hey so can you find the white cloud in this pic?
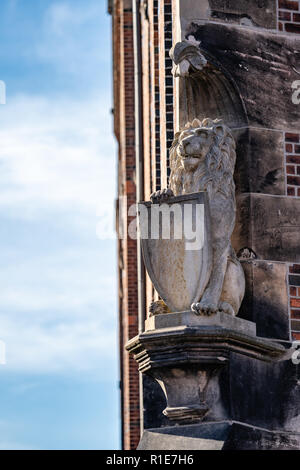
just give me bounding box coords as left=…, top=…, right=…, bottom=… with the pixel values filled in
left=0, top=0, right=118, bottom=380
left=0, top=313, right=117, bottom=376
left=0, top=246, right=118, bottom=375
left=0, top=93, right=116, bottom=219
left=0, top=250, right=116, bottom=314
left=0, top=93, right=118, bottom=375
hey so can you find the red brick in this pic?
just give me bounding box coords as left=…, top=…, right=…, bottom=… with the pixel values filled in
left=286, top=165, right=295, bottom=174
left=287, top=175, right=300, bottom=185
left=292, top=332, right=300, bottom=340
left=293, top=13, right=300, bottom=22
left=286, top=133, right=299, bottom=143
left=291, top=310, right=300, bottom=319
left=290, top=298, right=300, bottom=308
left=287, top=155, right=300, bottom=164
left=290, top=265, right=300, bottom=274
left=285, top=23, right=300, bottom=33
left=278, top=0, right=299, bottom=10
left=290, top=286, right=297, bottom=296
left=279, top=11, right=292, bottom=21
left=287, top=186, right=295, bottom=196
left=126, top=180, right=136, bottom=194
left=286, top=143, right=293, bottom=152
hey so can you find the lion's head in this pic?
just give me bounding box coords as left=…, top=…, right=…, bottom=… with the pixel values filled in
left=169, top=118, right=236, bottom=199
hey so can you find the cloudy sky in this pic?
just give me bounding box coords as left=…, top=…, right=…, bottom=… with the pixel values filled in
left=0, top=0, right=119, bottom=449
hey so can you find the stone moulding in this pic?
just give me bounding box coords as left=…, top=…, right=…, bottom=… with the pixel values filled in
left=126, top=320, right=285, bottom=426
left=126, top=325, right=285, bottom=374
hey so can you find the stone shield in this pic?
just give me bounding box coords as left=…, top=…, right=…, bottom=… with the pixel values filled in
left=139, top=192, right=212, bottom=312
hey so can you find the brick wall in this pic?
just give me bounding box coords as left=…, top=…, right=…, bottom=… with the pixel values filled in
left=148, top=0, right=161, bottom=194
left=164, top=0, right=174, bottom=181
left=278, top=0, right=300, bottom=33
left=113, top=0, right=140, bottom=450
left=277, top=3, right=300, bottom=340
left=158, top=0, right=174, bottom=187
left=285, top=132, right=300, bottom=196
left=288, top=265, right=300, bottom=340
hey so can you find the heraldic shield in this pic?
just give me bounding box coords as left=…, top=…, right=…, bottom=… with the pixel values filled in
left=138, top=192, right=212, bottom=313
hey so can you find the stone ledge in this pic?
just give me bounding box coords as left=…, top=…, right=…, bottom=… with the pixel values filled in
left=145, top=310, right=256, bottom=336
left=138, top=421, right=300, bottom=450
left=126, top=324, right=286, bottom=373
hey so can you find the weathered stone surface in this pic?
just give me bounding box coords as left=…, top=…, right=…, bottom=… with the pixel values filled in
left=145, top=310, right=256, bottom=336
left=138, top=422, right=229, bottom=450
left=208, top=0, right=277, bottom=29
left=233, top=128, right=285, bottom=195
left=142, top=375, right=168, bottom=430
left=180, top=0, right=211, bottom=35
left=186, top=23, right=300, bottom=131
left=178, top=67, right=248, bottom=129
left=142, top=351, right=300, bottom=437
left=228, top=353, right=300, bottom=432
left=238, top=261, right=290, bottom=340
left=233, top=194, right=300, bottom=263
left=179, top=0, right=277, bottom=35
left=138, top=421, right=300, bottom=450
left=127, top=324, right=285, bottom=432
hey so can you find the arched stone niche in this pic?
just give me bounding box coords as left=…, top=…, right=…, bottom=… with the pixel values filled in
left=178, top=51, right=248, bottom=130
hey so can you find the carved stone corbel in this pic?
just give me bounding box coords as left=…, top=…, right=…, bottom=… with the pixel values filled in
left=169, top=38, right=207, bottom=78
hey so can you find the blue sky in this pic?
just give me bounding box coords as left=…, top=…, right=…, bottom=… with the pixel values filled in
left=0, top=0, right=119, bottom=449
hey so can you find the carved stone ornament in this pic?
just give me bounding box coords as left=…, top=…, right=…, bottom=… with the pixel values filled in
left=148, top=118, right=245, bottom=317
left=169, top=38, right=207, bottom=78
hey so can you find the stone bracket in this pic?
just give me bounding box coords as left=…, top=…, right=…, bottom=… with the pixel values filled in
left=126, top=314, right=285, bottom=425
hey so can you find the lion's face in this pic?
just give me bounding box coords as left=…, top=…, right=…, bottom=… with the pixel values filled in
left=176, top=126, right=213, bottom=171
left=169, top=118, right=236, bottom=197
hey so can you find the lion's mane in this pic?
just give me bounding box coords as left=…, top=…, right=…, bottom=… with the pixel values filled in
left=169, top=118, right=236, bottom=199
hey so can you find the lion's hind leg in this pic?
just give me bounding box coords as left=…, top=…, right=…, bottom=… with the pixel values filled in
left=218, top=301, right=235, bottom=316
left=219, top=255, right=245, bottom=316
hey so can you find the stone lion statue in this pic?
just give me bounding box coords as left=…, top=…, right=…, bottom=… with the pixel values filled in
left=150, top=118, right=245, bottom=317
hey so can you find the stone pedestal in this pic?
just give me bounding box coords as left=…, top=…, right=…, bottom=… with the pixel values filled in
left=126, top=311, right=289, bottom=450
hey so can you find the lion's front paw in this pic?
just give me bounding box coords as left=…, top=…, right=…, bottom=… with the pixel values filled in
left=191, top=300, right=218, bottom=316
left=150, top=188, right=174, bottom=204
